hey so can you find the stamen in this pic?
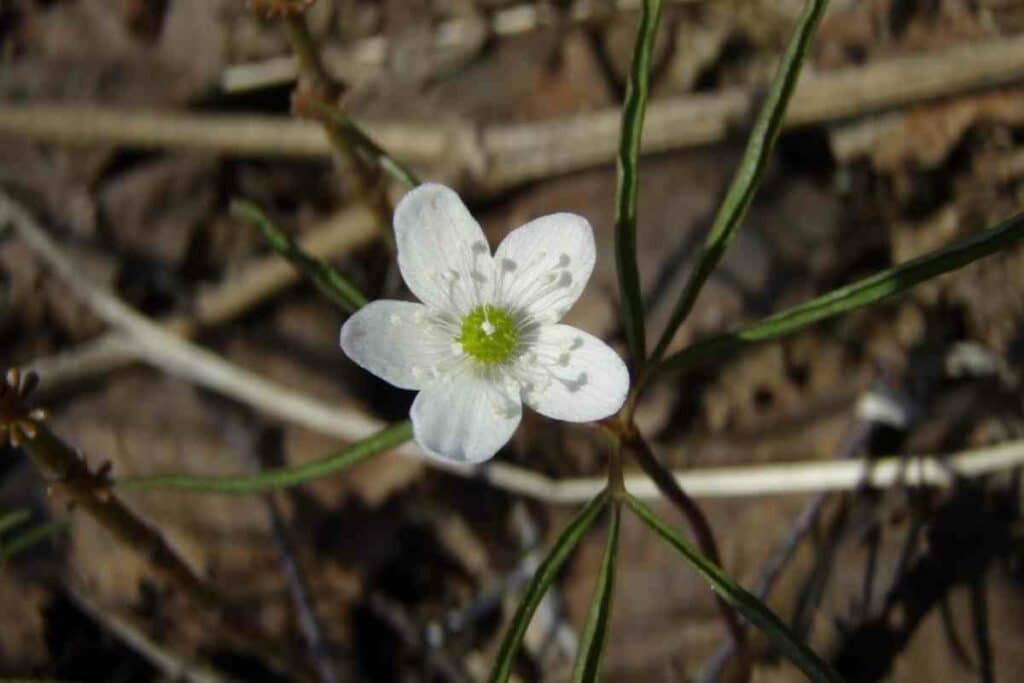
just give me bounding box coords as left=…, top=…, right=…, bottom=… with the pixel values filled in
left=496, top=249, right=576, bottom=322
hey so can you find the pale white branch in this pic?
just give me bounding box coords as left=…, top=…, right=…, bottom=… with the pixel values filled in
left=25, top=204, right=378, bottom=395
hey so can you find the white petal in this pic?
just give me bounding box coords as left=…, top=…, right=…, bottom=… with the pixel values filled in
left=411, top=372, right=522, bottom=464
left=521, top=324, right=629, bottom=423
left=340, top=300, right=439, bottom=390
left=394, top=183, right=494, bottom=313
left=494, top=213, right=595, bottom=322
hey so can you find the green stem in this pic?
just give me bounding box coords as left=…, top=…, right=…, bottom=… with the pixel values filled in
left=650, top=209, right=1024, bottom=383
left=572, top=502, right=621, bottom=682
left=307, top=100, right=421, bottom=189
left=231, top=199, right=369, bottom=313
left=626, top=494, right=842, bottom=682
left=614, top=0, right=663, bottom=374
left=118, top=422, right=412, bottom=495
left=489, top=491, right=609, bottom=682
left=282, top=15, right=338, bottom=98
left=647, top=0, right=829, bottom=370
left=607, top=434, right=626, bottom=498
left=619, top=425, right=748, bottom=666
left=282, top=11, right=416, bottom=214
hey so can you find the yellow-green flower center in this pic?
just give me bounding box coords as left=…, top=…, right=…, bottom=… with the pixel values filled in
left=457, top=305, right=518, bottom=365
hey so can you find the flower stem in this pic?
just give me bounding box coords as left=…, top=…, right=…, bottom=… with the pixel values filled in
left=230, top=199, right=369, bottom=313
left=280, top=9, right=398, bottom=245
left=617, top=423, right=749, bottom=671
left=614, top=0, right=663, bottom=375
left=606, top=434, right=626, bottom=499
left=281, top=12, right=420, bottom=191
left=281, top=14, right=339, bottom=101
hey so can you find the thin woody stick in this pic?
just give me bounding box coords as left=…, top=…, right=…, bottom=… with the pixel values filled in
left=2, top=191, right=406, bottom=446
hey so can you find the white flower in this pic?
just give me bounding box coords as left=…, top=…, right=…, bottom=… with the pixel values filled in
left=340, top=184, right=630, bottom=464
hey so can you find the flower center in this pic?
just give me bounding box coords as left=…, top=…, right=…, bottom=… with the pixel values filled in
left=457, top=305, right=518, bottom=365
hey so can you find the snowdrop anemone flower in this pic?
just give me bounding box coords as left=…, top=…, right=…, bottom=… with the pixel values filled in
left=340, top=184, right=630, bottom=464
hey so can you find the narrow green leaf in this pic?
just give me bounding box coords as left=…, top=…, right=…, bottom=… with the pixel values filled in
left=308, top=100, right=421, bottom=189
left=0, top=509, right=31, bottom=536
left=652, top=210, right=1024, bottom=380
left=230, top=199, right=369, bottom=313
left=614, top=0, right=664, bottom=371
left=0, top=518, right=69, bottom=562
left=490, top=491, right=609, bottom=683
left=625, top=494, right=842, bottom=683
left=649, top=0, right=829, bottom=367
left=117, top=422, right=412, bottom=495
left=572, top=502, right=621, bottom=683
